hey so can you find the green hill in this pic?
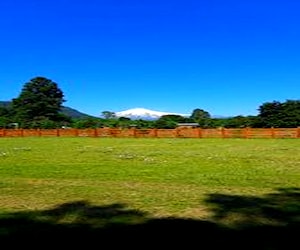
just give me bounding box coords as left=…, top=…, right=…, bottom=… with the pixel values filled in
left=60, top=106, right=96, bottom=119
left=0, top=101, right=11, bottom=108
left=0, top=101, right=95, bottom=119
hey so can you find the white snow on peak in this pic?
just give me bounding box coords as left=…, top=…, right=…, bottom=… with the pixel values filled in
left=115, top=108, right=189, bottom=119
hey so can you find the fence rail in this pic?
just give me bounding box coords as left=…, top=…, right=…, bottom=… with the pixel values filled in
left=0, top=127, right=300, bottom=139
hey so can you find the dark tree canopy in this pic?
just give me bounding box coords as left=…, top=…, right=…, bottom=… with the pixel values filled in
left=190, top=108, right=211, bottom=127
left=155, top=114, right=189, bottom=129
left=0, top=106, right=13, bottom=128
left=190, top=108, right=211, bottom=120
left=258, top=100, right=300, bottom=127
left=12, top=77, right=66, bottom=128
left=101, top=111, right=116, bottom=120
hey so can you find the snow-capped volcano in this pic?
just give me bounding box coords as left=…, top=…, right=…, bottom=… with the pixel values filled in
left=115, top=108, right=189, bottom=120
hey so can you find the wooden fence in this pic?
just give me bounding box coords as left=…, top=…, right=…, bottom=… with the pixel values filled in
left=0, top=127, right=300, bottom=139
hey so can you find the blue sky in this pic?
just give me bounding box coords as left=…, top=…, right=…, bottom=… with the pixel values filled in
left=1, top=0, right=300, bottom=117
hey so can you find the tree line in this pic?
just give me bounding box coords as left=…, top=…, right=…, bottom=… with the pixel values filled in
left=1, top=76, right=299, bottom=129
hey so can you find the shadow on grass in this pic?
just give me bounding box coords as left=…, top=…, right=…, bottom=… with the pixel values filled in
left=0, top=188, right=299, bottom=249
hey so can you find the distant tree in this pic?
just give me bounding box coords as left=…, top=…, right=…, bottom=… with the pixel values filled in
left=154, top=119, right=177, bottom=129
left=257, top=101, right=281, bottom=127
left=117, top=117, right=131, bottom=128
left=280, top=100, right=300, bottom=127
left=12, top=76, right=66, bottom=128
left=161, top=115, right=187, bottom=123
left=105, top=119, right=119, bottom=128
left=0, top=106, right=9, bottom=117
left=0, top=106, right=13, bottom=128
left=132, top=119, right=155, bottom=129
left=154, top=115, right=187, bottom=129
left=72, top=117, right=103, bottom=129
left=190, top=108, right=211, bottom=120
left=118, top=117, right=131, bottom=122
left=258, top=100, right=300, bottom=127
left=190, top=108, right=211, bottom=127
left=101, top=111, right=116, bottom=120
left=222, top=115, right=258, bottom=128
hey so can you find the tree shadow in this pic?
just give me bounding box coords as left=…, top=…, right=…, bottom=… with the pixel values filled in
left=0, top=188, right=299, bottom=249
left=205, top=187, right=300, bottom=227
left=204, top=187, right=300, bottom=249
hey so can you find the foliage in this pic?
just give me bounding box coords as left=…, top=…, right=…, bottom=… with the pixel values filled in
left=154, top=114, right=190, bottom=128
left=130, top=119, right=155, bottom=129
left=71, top=117, right=105, bottom=128
left=258, top=100, right=300, bottom=127
left=190, top=108, right=211, bottom=120
left=190, top=108, right=211, bottom=127
left=219, top=115, right=259, bottom=128
left=0, top=106, right=13, bottom=128
left=11, top=77, right=67, bottom=128
left=101, top=111, right=116, bottom=119
left=116, top=117, right=132, bottom=128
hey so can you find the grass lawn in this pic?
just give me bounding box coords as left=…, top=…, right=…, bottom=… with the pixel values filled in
left=0, top=137, right=299, bottom=248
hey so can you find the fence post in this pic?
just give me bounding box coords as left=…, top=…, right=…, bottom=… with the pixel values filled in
left=271, top=127, right=275, bottom=138
left=153, top=128, right=158, bottom=138
left=56, top=129, right=60, bottom=137
left=93, top=128, right=98, bottom=137
left=175, top=128, right=180, bottom=138
left=132, top=127, right=137, bottom=138
left=297, top=127, right=300, bottom=138
left=197, top=128, right=202, bottom=138
left=221, top=127, right=226, bottom=138
left=243, top=127, right=249, bottom=139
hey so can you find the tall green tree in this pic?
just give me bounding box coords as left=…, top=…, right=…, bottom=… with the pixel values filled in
left=258, top=100, right=300, bottom=127
left=12, top=76, right=66, bottom=128
left=101, top=111, right=116, bottom=119
left=190, top=108, right=211, bottom=127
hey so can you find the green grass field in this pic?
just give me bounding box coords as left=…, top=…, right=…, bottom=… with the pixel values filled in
left=0, top=137, right=299, bottom=248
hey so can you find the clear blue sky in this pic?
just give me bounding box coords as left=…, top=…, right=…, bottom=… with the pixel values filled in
left=1, top=0, right=299, bottom=117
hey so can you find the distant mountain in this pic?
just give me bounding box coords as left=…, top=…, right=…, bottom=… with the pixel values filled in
left=60, top=106, right=96, bottom=119
left=0, top=101, right=95, bottom=119
left=115, top=107, right=190, bottom=120
left=0, top=101, right=11, bottom=108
